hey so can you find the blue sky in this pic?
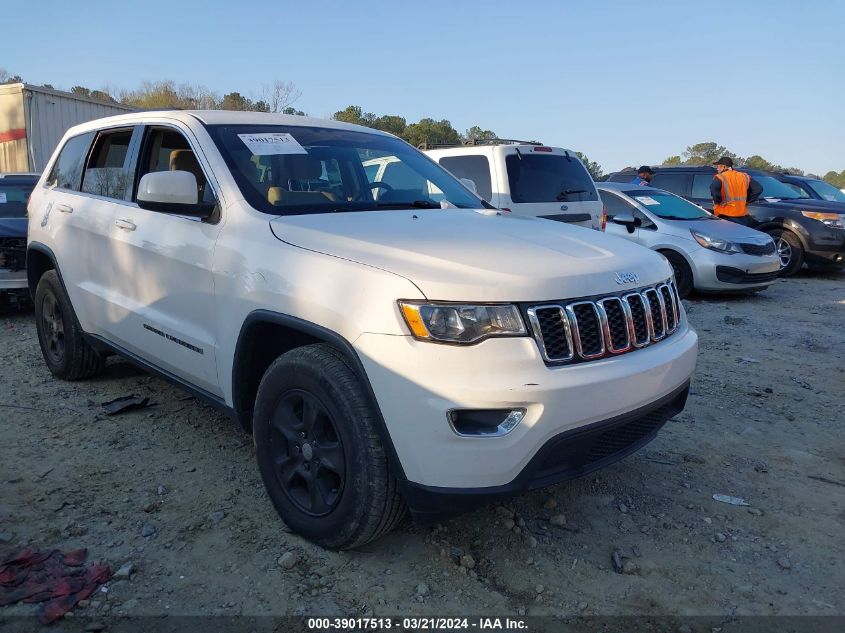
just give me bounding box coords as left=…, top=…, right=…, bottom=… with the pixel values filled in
left=4, top=0, right=843, bottom=175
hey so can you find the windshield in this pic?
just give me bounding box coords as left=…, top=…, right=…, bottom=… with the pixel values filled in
left=806, top=179, right=845, bottom=203
left=755, top=175, right=802, bottom=199
left=206, top=125, right=486, bottom=215
left=504, top=154, right=598, bottom=203
left=0, top=181, right=35, bottom=219
left=625, top=190, right=710, bottom=220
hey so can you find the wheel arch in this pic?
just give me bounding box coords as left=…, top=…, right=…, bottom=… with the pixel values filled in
left=656, top=247, right=697, bottom=285
left=231, top=310, right=407, bottom=480
left=755, top=220, right=809, bottom=250
left=26, top=241, right=61, bottom=299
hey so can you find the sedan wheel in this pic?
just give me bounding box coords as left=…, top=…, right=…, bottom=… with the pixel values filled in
left=775, top=237, right=792, bottom=270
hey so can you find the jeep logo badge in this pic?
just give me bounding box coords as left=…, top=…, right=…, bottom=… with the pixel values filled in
left=614, top=272, right=639, bottom=285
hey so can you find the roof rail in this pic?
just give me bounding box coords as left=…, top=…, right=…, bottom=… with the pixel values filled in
left=417, top=138, right=543, bottom=150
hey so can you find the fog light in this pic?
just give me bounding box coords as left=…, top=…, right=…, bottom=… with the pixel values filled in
left=448, top=408, right=526, bottom=437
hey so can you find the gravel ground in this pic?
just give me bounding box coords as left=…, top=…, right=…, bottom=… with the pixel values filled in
left=1, top=270, right=843, bottom=624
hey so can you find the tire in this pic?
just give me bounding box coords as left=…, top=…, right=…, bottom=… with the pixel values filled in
left=34, top=270, right=105, bottom=380
left=253, top=343, right=406, bottom=549
left=662, top=250, right=694, bottom=298
left=769, top=229, right=804, bottom=277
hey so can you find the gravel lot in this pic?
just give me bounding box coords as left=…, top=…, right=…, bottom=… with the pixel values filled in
left=1, top=270, right=843, bottom=624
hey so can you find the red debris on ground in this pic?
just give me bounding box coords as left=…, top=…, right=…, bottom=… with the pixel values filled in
left=0, top=547, right=111, bottom=624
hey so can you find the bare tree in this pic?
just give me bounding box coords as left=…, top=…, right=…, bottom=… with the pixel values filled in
left=259, top=80, right=302, bottom=113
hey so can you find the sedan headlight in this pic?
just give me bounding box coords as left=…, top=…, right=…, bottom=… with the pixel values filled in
left=399, top=302, right=526, bottom=344
left=690, top=229, right=742, bottom=254
left=801, top=211, right=845, bottom=229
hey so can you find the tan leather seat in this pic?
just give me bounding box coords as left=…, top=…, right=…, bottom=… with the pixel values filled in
left=169, top=150, right=206, bottom=200
left=268, top=187, right=335, bottom=205
left=267, top=155, right=335, bottom=205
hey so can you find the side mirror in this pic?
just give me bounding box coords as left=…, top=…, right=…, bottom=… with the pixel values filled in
left=459, top=177, right=478, bottom=194
left=612, top=212, right=640, bottom=233
left=137, top=171, right=213, bottom=218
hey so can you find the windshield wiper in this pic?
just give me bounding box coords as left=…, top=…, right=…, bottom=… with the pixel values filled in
left=556, top=189, right=588, bottom=200
left=375, top=200, right=440, bottom=209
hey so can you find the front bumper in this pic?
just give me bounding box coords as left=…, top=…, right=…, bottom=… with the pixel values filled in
left=403, top=381, right=689, bottom=520
left=0, top=269, right=28, bottom=291
left=354, top=322, right=697, bottom=490
left=798, top=222, right=845, bottom=267
left=688, top=249, right=780, bottom=291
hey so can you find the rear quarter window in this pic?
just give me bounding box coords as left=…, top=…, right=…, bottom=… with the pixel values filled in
left=46, top=132, right=96, bottom=191
left=438, top=155, right=493, bottom=202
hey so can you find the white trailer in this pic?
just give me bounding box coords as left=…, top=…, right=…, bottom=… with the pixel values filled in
left=0, top=83, right=135, bottom=174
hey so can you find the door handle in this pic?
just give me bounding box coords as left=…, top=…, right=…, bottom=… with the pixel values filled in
left=115, top=219, right=136, bottom=231
left=56, top=204, right=73, bottom=213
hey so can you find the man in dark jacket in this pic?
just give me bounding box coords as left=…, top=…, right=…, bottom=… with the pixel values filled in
left=709, top=157, right=763, bottom=226
left=629, top=165, right=654, bottom=186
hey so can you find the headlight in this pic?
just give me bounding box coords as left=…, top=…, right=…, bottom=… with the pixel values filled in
left=399, top=302, right=526, bottom=344
left=690, top=229, right=741, bottom=253
left=801, top=211, right=845, bottom=229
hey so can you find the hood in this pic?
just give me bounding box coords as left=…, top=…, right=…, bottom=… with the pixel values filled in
left=269, top=210, right=671, bottom=302
left=753, top=197, right=845, bottom=213
left=0, top=218, right=27, bottom=238
left=680, top=217, right=773, bottom=242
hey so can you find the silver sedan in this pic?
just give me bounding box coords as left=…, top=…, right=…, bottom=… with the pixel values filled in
left=597, top=182, right=780, bottom=297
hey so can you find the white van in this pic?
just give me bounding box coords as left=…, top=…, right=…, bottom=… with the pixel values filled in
left=424, top=141, right=605, bottom=230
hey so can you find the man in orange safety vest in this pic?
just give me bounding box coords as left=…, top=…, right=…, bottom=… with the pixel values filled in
left=709, top=156, right=762, bottom=227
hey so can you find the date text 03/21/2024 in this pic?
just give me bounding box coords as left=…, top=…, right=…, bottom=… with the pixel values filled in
left=306, top=617, right=528, bottom=630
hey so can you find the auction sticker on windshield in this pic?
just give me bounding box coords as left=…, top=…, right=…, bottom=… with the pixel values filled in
left=634, top=196, right=659, bottom=206
left=238, top=133, right=308, bottom=156
left=0, top=193, right=7, bottom=204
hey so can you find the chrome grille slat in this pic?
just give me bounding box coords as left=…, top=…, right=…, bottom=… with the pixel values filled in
left=597, top=297, right=631, bottom=353
left=566, top=302, right=605, bottom=359
left=527, top=305, right=574, bottom=362
left=529, top=279, right=681, bottom=364
left=643, top=288, right=666, bottom=341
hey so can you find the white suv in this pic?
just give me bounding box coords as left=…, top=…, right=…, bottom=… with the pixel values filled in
left=424, top=141, right=605, bottom=230
left=27, top=111, right=697, bottom=549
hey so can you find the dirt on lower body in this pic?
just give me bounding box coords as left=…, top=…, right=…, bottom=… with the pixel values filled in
left=1, top=271, right=843, bottom=622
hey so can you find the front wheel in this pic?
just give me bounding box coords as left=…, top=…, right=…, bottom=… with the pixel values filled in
left=253, top=344, right=406, bottom=549
left=662, top=250, right=694, bottom=298
left=769, top=229, right=804, bottom=277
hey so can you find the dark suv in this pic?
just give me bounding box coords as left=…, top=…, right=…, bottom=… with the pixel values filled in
left=608, top=167, right=845, bottom=276
left=774, top=174, right=845, bottom=204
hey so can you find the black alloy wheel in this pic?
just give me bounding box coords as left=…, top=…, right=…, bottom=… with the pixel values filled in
left=40, top=291, right=66, bottom=365
left=269, top=389, right=345, bottom=516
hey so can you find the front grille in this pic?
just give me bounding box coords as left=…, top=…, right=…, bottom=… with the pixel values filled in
left=715, top=266, right=780, bottom=284
left=0, top=237, right=27, bottom=272
left=527, top=279, right=681, bottom=365
left=739, top=242, right=776, bottom=256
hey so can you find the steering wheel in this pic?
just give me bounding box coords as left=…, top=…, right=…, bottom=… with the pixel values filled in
left=368, top=181, right=393, bottom=191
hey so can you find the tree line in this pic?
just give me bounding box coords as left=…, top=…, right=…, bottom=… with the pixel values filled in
left=0, top=68, right=304, bottom=115
left=2, top=68, right=842, bottom=188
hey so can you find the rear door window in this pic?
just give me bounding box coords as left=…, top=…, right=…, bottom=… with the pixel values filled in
left=504, top=154, right=597, bottom=203
left=81, top=128, right=138, bottom=201
left=650, top=173, right=690, bottom=196
left=46, top=132, right=96, bottom=191
left=691, top=174, right=715, bottom=199
left=438, top=155, right=492, bottom=202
